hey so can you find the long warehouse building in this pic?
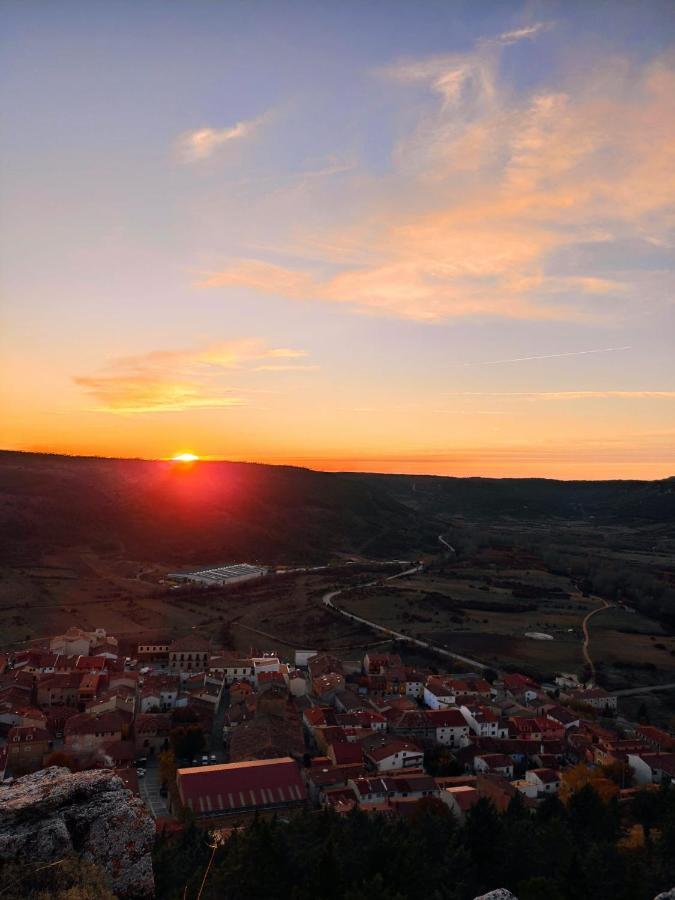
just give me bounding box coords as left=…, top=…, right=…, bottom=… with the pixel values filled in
left=168, top=563, right=268, bottom=587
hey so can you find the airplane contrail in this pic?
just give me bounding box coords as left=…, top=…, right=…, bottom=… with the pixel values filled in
left=467, top=346, right=631, bottom=366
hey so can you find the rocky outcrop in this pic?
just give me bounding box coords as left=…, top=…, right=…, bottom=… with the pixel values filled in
left=473, top=892, right=518, bottom=900
left=0, top=766, right=154, bottom=898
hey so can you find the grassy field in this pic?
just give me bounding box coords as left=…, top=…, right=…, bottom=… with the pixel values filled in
left=3, top=542, right=673, bottom=690
left=0, top=555, right=384, bottom=659
left=1, top=465, right=672, bottom=692
left=339, top=562, right=675, bottom=685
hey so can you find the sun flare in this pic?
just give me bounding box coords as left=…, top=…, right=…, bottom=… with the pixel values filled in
left=171, top=452, right=199, bottom=462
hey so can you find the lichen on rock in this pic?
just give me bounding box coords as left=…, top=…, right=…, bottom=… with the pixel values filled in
left=0, top=766, right=154, bottom=898
left=473, top=891, right=519, bottom=900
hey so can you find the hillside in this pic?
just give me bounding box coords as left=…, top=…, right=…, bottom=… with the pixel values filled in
left=351, top=472, right=675, bottom=524
left=0, top=451, right=418, bottom=566
left=0, top=451, right=673, bottom=567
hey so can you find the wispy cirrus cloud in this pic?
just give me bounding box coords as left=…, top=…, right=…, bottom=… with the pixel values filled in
left=175, top=114, right=267, bottom=162
left=451, top=390, right=675, bottom=400
left=487, top=22, right=555, bottom=46
left=198, top=28, right=675, bottom=323
left=74, top=339, right=313, bottom=413
left=462, top=346, right=632, bottom=366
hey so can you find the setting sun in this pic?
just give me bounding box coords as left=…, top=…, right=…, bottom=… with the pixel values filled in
left=171, top=452, right=199, bottom=463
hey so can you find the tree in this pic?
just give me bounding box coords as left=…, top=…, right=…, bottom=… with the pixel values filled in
left=518, top=875, right=565, bottom=900
left=602, top=758, right=632, bottom=788
left=344, top=873, right=405, bottom=900
left=462, top=797, right=504, bottom=876
left=568, top=784, right=619, bottom=843
left=170, top=724, right=205, bottom=760
left=560, top=763, right=618, bottom=805
left=159, top=749, right=177, bottom=786
left=631, top=789, right=661, bottom=848
left=220, top=621, right=234, bottom=647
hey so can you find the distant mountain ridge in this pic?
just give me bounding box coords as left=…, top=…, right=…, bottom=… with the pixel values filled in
left=0, top=451, right=673, bottom=566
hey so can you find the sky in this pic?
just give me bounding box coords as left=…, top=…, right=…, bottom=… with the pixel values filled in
left=1, top=0, right=674, bottom=479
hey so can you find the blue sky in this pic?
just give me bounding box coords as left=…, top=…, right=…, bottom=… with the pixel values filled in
left=1, top=1, right=674, bottom=477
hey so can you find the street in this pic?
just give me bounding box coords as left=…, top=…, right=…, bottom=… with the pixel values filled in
left=138, top=757, right=170, bottom=819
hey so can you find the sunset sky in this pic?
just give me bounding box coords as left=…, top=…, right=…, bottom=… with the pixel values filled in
left=1, top=0, right=674, bottom=478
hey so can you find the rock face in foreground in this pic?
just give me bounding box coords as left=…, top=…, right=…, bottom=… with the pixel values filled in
left=474, top=892, right=518, bottom=900
left=0, top=766, right=154, bottom=898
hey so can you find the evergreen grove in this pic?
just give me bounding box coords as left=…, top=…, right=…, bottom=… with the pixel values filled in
left=153, top=783, right=675, bottom=900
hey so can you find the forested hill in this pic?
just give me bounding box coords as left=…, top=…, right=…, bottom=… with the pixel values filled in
left=0, top=451, right=673, bottom=567
left=0, top=451, right=416, bottom=565
left=351, top=472, right=675, bottom=523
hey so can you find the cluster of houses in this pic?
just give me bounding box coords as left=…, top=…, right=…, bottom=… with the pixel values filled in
left=0, top=629, right=223, bottom=779
left=173, top=648, right=672, bottom=823
left=1, top=627, right=674, bottom=828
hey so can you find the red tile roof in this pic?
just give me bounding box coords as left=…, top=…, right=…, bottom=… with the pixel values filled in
left=426, top=709, right=468, bottom=728
left=530, top=767, right=560, bottom=783
left=65, top=711, right=126, bottom=736
left=362, top=736, right=423, bottom=763
left=330, top=742, right=364, bottom=766
left=445, top=785, right=480, bottom=811
left=8, top=725, right=49, bottom=743
left=177, top=757, right=307, bottom=815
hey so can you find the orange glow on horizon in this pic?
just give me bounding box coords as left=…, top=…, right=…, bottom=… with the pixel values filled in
left=171, top=452, right=199, bottom=463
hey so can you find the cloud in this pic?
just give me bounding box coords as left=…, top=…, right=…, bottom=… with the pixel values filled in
left=73, top=375, right=244, bottom=414
left=489, top=22, right=555, bottom=46
left=74, top=339, right=312, bottom=413
left=198, top=34, right=675, bottom=323
left=252, top=364, right=320, bottom=372
left=452, top=391, right=675, bottom=400
left=176, top=115, right=266, bottom=162
left=463, top=346, right=632, bottom=366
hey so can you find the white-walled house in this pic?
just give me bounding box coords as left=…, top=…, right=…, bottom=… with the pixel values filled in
left=424, top=678, right=456, bottom=710
left=50, top=628, right=91, bottom=657
left=252, top=656, right=282, bottom=685
left=460, top=705, right=508, bottom=739
left=628, top=752, right=675, bottom=785
left=209, top=655, right=254, bottom=685
left=474, top=753, right=514, bottom=779
left=289, top=670, right=308, bottom=697
left=515, top=768, right=561, bottom=799
left=441, top=785, right=480, bottom=823
left=404, top=671, right=425, bottom=698
left=363, top=737, right=424, bottom=772
left=426, top=709, right=471, bottom=748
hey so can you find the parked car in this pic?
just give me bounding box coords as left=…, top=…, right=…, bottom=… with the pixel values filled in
left=201, top=755, right=209, bottom=765
left=136, top=768, right=146, bottom=777
left=209, top=754, right=217, bottom=762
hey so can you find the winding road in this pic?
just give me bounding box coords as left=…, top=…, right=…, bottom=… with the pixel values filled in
left=322, top=562, right=490, bottom=672
left=438, top=535, right=456, bottom=554
left=610, top=682, right=675, bottom=697
left=581, top=595, right=612, bottom=682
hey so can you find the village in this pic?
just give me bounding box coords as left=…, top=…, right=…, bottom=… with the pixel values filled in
left=1, top=624, right=674, bottom=831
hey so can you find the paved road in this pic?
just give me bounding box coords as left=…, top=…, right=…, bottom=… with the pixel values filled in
left=138, top=758, right=171, bottom=819
left=322, top=565, right=490, bottom=672
left=210, top=686, right=229, bottom=758
left=581, top=595, right=612, bottom=681
left=438, top=535, right=456, bottom=553
left=610, top=682, right=675, bottom=697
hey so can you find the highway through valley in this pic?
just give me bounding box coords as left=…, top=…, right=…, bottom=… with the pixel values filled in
left=322, top=560, right=490, bottom=673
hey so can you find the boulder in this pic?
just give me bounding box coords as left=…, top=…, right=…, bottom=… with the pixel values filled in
left=474, top=892, right=518, bottom=900
left=0, top=766, right=154, bottom=898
